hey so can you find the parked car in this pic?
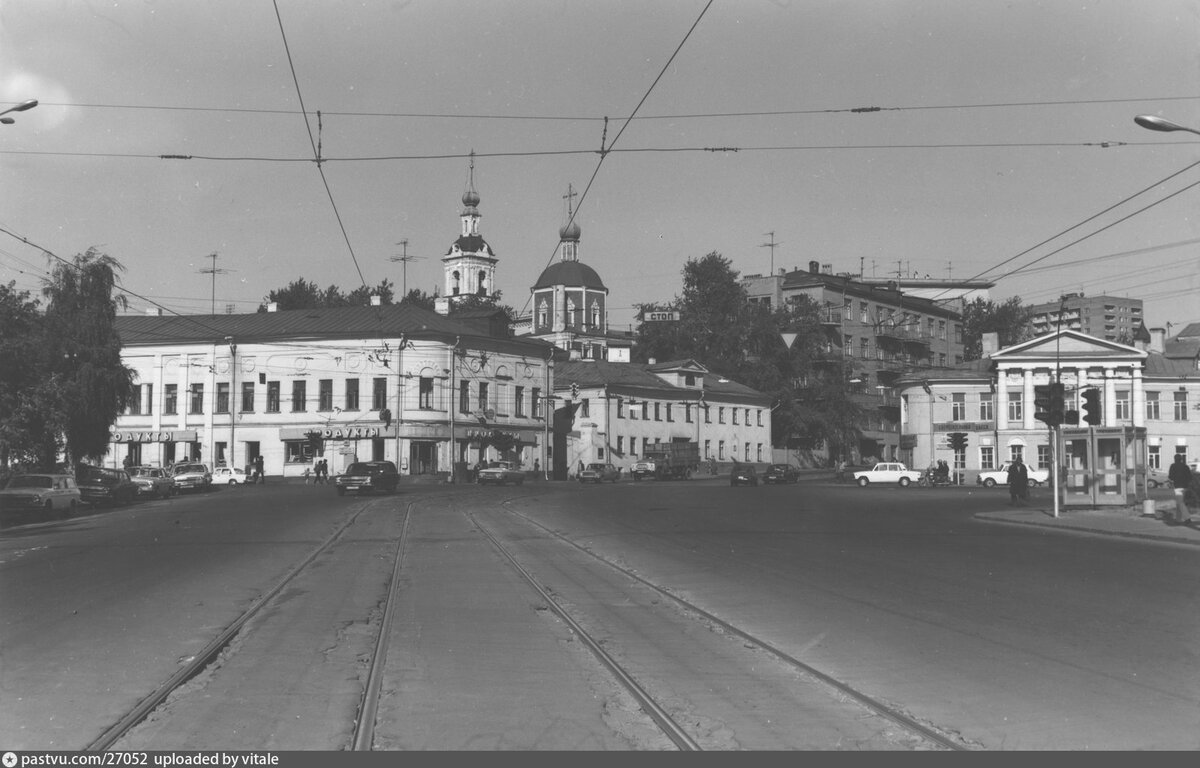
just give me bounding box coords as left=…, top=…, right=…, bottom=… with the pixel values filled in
left=335, top=461, right=399, bottom=496
left=212, top=466, right=248, bottom=485
left=730, top=464, right=759, bottom=486
left=0, top=473, right=81, bottom=514
left=171, top=462, right=212, bottom=493
left=853, top=462, right=922, bottom=487
left=762, top=463, right=801, bottom=484
left=128, top=466, right=175, bottom=498
left=76, top=466, right=138, bottom=506
left=976, top=462, right=1050, bottom=488
left=1147, top=466, right=1170, bottom=489
left=578, top=463, right=620, bottom=483
left=476, top=461, right=525, bottom=486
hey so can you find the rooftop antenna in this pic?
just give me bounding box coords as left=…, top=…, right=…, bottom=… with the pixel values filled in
left=760, top=231, right=782, bottom=274
left=198, top=253, right=233, bottom=316
left=390, top=239, right=424, bottom=298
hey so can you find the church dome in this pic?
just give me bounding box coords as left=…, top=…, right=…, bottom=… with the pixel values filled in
left=533, top=261, right=606, bottom=290
left=559, top=218, right=581, bottom=241
left=462, top=188, right=480, bottom=208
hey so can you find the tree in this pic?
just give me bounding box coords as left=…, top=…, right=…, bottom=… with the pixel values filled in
left=0, top=282, right=49, bottom=467
left=40, top=248, right=136, bottom=466
left=961, top=296, right=1034, bottom=361
left=258, top=278, right=396, bottom=311
left=400, top=288, right=436, bottom=311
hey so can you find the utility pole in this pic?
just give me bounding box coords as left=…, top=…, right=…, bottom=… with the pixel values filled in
left=759, top=232, right=781, bottom=275
left=198, top=253, right=232, bottom=316
left=390, top=239, right=424, bottom=298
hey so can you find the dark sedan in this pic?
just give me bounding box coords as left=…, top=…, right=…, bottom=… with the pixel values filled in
left=76, top=466, right=138, bottom=506
left=762, top=463, right=801, bottom=484
left=335, top=461, right=399, bottom=496
left=730, top=464, right=759, bottom=487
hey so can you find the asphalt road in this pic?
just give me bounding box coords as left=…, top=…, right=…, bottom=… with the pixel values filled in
left=1, top=478, right=1196, bottom=750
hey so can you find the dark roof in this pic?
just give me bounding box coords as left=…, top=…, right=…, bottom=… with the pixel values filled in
left=781, top=270, right=962, bottom=319
left=115, top=302, right=557, bottom=358
left=555, top=359, right=769, bottom=403
left=447, top=235, right=495, bottom=258
left=532, top=261, right=606, bottom=290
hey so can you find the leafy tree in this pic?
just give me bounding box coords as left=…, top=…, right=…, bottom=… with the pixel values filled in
left=40, top=248, right=136, bottom=466
left=0, top=282, right=49, bottom=467
left=400, top=288, right=436, bottom=310
left=961, top=296, right=1034, bottom=361
left=258, top=278, right=396, bottom=311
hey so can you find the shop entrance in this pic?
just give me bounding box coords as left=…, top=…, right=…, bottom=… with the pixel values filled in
left=410, top=441, right=438, bottom=475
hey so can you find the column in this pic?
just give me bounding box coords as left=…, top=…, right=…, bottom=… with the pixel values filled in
left=1103, top=367, right=1116, bottom=426
left=996, top=365, right=1009, bottom=430
left=1131, top=365, right=1145, bottom=428
left=1023, top=368, right=1035, bottom=430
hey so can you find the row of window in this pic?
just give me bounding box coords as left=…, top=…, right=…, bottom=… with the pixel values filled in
left=612, top=436, right=765, bottom=462
left=938, top=390, right=1191, bottom=423
left=604, top=399, right=764, bottom=427
left=127, top=378, right=545, bottom=419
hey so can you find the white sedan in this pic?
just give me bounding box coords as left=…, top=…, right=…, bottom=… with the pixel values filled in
left=853, top=462, right=923, bottom=487
left=211, top=467, right=248, bottom=485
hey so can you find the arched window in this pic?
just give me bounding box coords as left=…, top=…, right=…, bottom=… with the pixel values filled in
left=477, top=270, right=487, bottom=296
left=451, top=270, right=461, bottom=295
left=566, top=298, right=576, bottom=328
left=590, top=301, right=601, bottom=329
left=537, top=299, right=548, bottom=329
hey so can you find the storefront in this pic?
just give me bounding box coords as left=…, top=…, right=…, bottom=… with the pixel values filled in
left=109, top=429, right=199, bottom=469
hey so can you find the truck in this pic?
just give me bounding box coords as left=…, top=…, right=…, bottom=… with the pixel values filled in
left=631, top=441, right=700, bottom=481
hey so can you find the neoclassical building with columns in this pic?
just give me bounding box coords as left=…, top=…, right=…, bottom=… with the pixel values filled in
left=895, top=329, right=1199, bottom=481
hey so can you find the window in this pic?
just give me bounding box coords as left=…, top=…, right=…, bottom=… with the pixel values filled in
left=979, top=394, right=994, bottom=422
left=581, top=398, right=589, bottom=418
left=1146, top=391, right=1160, bottom=421
left=980, top=445, right=995, bottom=470
left=666, top=403, right=674, bottom=422
left=718, top=407, right=726, bottom=424
left=860, top=338, right=869, bottom=359
left=372, top=378, right=387, bottom=411
left=1174, top=391, right=1188, bottom=421
left=654, top=402, right=661, bottom=421
left=616, top=436, right=623, bottom=455
left=241, top=382, right=254, bottom=413
left=532, top=387, right=542, bottom=418
left=319, top=379, right=333, bottom=411
left=641, top=401, right=648, bottom=420
left=477, top=382, right=489, bottom=411
left=514, top=385, right=525, bottom=417
left=732, top=408, right=739, bottom=425
left=1009, top=444, right=1024, bottom=464
left=1037, top=445, right=1051, bottom=471
left=718, top=440, right=726, bottom=460
left=938, top=320, right=946, bottom=340
left=266, top=381, right=280, bottom=413
left=756, top=444, right=763, bottom=462
left=953, top=447, right=965, bottom=470
left=291, top=380, right=306, bottom=412
left=744, top=442, right=750, bottom=460
left=951, top=393, right=966, bottom=421
left=745, top=408, right=751, bottom=425
left=164, top=384, right=178, bottom=415
left=704, top=405, right=711, bottom=424
left=459, top=381, right=470, bottom=414
left=346, top=379, right=360, bottom=411
left=843, top=334, right=853, bottom=357
left=1114, top=390, right=1130, bottom=421
left=189, top=384, right=204, bottom=415
left=216, top=382, right=230, bottom=414
left=1149, top=444, right=1160, bottom=469
left=685, top=404, right=693, bottom=423
left=496, top=383, right=508, bottom=416
left=704, top=439, right=711, bottom=459
left=860, top=301, right=868, bottom=323
left=1007, top=391, right=1022, bottom=422
left=128, top=386, right=142, bottom=415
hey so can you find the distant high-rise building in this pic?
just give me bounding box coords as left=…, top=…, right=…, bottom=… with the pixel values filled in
left=1028, top=293, right=1143, bottom=342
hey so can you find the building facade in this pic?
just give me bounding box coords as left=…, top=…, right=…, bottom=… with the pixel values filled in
left=1029, top=293, right=1144, bottom=342
left=554, top=358, right=773, bottom=475
left=111, top=303, right=559, bottom=479
left=895, top=329, right=1200, bottom=482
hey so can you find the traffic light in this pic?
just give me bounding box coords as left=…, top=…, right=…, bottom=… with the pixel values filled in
left=1062, top=408, right=1079, bottom=426
left=1081, top=387, right=1102, bottom=426
left=1033, top=382, right=1064, bottom=427
left=948, top=432, right=968, bottom=451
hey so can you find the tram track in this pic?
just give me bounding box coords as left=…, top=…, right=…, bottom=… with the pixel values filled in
left=484, top=499, right=974, bottom=751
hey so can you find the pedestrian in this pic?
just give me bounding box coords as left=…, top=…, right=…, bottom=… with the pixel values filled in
left=318, top=458, right=328, bottom=484
left=1167, top=455, right=1193, bottom=524
left=1007, top=457, right=1028, bottom=506
left=254, top=455, right=265, bottom=484
left=836, top=459, right=847, bottom=483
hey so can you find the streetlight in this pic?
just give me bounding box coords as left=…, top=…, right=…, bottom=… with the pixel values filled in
left=0, top=99, right=38, bottom=124
left=1134, top=114, right=1200, bottom=137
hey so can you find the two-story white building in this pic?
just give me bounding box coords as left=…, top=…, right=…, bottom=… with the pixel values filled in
left=554, top=358, right=773, bottom=475
left=110, top=302, right=559, bottom=479
left=895, top=329, right=1200, bottom=483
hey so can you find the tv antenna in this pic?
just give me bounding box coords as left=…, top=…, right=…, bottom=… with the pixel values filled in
left=759, top=232, right=782, bottom=275
left=390, top=239, right=425, bottom=298
left=198, top=252, right=234, bottom=315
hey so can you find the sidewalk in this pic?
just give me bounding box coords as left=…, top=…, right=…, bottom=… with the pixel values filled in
left=975, top=501, right=1200, bottom=547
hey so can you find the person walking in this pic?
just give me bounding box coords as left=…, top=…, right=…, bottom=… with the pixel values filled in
left=1007, top=457, right=1029, bottom=506
left=253, top=455, right=265, bottom=484
left=1167, top=455, right=1193, bottom=525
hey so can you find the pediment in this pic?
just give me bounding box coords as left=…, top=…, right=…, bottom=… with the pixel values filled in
left=992, top=330, right=1146, bottom=362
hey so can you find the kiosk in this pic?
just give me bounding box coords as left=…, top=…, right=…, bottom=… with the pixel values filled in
left=1060, top=426, right=1147, bottom=507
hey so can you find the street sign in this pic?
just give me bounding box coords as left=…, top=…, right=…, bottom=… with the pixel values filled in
left=644, top=311, right=680, bottom=322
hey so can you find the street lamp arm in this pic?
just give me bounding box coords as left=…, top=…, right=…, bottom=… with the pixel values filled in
left=1134, top=114, right=1200, bottom=137
left=0, top=98, right=38, bottom=124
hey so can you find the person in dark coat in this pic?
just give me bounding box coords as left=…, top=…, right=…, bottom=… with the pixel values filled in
left=1007, top=458, right=1029, bottom=505
left=1167, top=455, right=1192, bottom=490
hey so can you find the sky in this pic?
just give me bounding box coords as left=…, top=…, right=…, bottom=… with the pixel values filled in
left=2, top=0, right=1199, bottom=335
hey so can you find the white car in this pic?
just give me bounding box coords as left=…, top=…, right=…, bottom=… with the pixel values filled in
left=853, top=462, right=923, bottom=487
left=976, top=463, right=1050, bottom=488
left=211, top=466, right=248, bottom=485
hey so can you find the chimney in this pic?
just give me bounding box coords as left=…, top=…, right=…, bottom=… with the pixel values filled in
left=370, top=294, right=381, bottom=306
left=981, top=332, right=1000, bottom=358
left=146, top=307, right=163, bottom=316
left=1150, top=327, right=1166, bottom=354
left=267, top=302, right=278, bottom=313
left=809, top=260, right=820, bottom=275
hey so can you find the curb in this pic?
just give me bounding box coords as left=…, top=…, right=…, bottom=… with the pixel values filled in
left=973, top=511, right=1200, bottom=547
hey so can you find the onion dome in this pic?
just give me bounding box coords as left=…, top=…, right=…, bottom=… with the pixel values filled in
left=462, top=187, right=480, bottom=209
left=559, top=218, right=581, bottom=241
